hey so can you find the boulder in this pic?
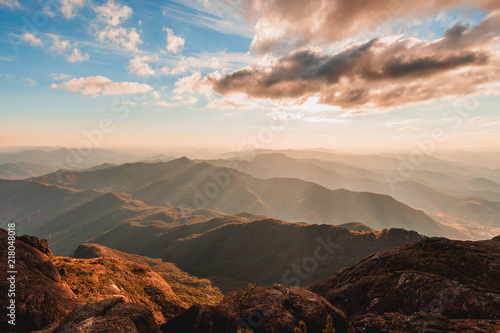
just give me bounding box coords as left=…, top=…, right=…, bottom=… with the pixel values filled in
left=309, top=237, right=500, bottom=319
left=161, top=284, right=354, bottom=333
left=0, top=228, right=82, bottom=332
left=36, top=297, right=160, bottom=333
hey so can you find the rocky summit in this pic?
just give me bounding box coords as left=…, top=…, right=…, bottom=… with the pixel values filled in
left=161, top=284, right=354, bottom=333
left=308, top=236, right=500, bottom=331
left=0, top=229, right=82, bottom=332
left=34, top=297, right=160, bottom=333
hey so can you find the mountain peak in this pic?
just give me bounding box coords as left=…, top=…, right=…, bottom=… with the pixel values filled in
left=100, top=191, right=131, bottom=202
left=168, top=156, right=195, bottom=166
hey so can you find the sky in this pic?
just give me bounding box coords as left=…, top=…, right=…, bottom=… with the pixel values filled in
left=0, top=0, right=499, bottom=153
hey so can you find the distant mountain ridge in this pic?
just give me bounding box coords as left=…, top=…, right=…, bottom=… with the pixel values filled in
left=29, top=157, right=465, bottom=239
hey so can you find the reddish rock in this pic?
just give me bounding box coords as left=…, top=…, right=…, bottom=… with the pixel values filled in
left=350, top=312, right=500, bottom=332
left=0, top=228, right=82, bottom=332
left=18, top=234, right=53, bottom=257
left=161, top=284, right=354, bottom=333
left=36, top=297, right=160, bottom=333
left=308, top=237, right=500, bottom=322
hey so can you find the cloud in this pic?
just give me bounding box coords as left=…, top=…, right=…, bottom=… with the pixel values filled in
left=160, top=65, right=187, bottom=76
left=43, top=5, right=56, bottom=17
left=0, top=74, right=37, bottom=87
left=94, top=0, right=132, bottom=27
left=91, top=0, right=141, bottom=53
left=50, top=73, right=73, bottom=80
left=66, top=48, right=90, bottom=62
left=159, top=51, right=254, bottom=76
left=21, top=33, right=43, bottom=47
left=155, top=96, right=198, bottom=108
left=172, top=72, right=208, bottom=96
left=60, top=0, right=85, bottom=19
left=164, top=28, right=185, bottom=54
left=207, top=18, right=500, bottom=110
left=96, top=26, right=142, bottom=52
left=24, top=78, right=37, bottom=87
left=21, top=33, right=89, bottom=63
left=237, top=0, right=500, bottom=54
left=127, top=55, right=157, bottom=77
left=0, top=0, right=20, bottom=8
left=206, top=94, right=263, bottom=110
left=161, top=1, right=253, bottom=38
left=49, top=34, right=70, bottom=52
left=0, top=74, right=15, bottom=79
left=51, top=76, right=158, bottom=97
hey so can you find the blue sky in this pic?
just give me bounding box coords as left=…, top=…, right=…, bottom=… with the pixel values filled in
left=0, top=0, right=499, bottom=153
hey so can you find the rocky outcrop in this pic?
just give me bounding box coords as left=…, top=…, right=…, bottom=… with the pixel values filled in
left=18, top=234, right=53, bottom=257
left=54, top=256, right=188, bottom=322
left=36, top=297, right=160, bottom=333
left=161, top=284, right=354, bottom=333
left=0, top=229, right=82, bottom=332
left=308, top=237, right=500, bottom=325
left=73, top=243, right=108, bottom=258
left=493, top=234, right=500, bottom=242
left=350, top=312, right=500, bottom=332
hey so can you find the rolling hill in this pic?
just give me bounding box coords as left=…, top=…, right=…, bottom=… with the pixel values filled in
left=0, top=179, right=101, bottom=234
left=156, top=219, right=424, bottom=292
left=0, top=161, right=55, bottom=179
left=30, top=191, right=243, bottom=256
left=207, top=153, right=500, bottom=238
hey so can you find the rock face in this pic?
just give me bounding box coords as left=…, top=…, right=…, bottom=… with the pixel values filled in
left=54, top=256, right=188, bottom=322
left=0, top=229, right=82, bottom=332
left=73, top=243, right=224, bottom=307
left=18, top=234, right=53, bottom=257
left=161, top=284, right=354, bottom=333
left=349, top=312, right=500, bottom=332
left=36, top=297, right=160, bottom=333
left=308, top=237, right=500, bottom=326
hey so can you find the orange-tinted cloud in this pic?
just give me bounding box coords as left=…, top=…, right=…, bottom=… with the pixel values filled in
left=208, top=15, right=500, bottom=109
left=241, top=0, right=500, bottom=53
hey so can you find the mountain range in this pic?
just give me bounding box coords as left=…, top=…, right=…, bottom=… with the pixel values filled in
left=26, top=157, right=467, bottom=240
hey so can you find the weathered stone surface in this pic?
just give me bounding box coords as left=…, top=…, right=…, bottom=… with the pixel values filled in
left=309, top=237, right=500, bottom=329
left=161, top=284, right=354, bottom=333
left=18, top=234, right=53, bottom=257
left=0, top=228, right=82, bottom=333
left=350, top=312, right=500, bottom=332
left=36, top=297, right=160, bottom=333
left=54, top=256, right=187, bottom=323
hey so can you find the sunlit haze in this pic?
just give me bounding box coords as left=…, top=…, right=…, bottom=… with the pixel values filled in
left=1, top=0, right=500, bottom=153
